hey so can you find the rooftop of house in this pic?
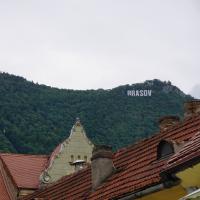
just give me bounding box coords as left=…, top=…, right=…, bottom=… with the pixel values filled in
left=21, top=112, right=200, bottom=200
left=0, top=153, right=48, bottom=189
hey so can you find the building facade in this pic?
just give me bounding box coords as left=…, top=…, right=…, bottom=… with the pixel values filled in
left=40, top=118, right=94, bottom=184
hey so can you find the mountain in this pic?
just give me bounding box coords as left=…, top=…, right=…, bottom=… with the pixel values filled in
left=0, top=72, right=192, bottom=154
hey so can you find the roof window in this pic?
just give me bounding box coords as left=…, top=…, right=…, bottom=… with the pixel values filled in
left=157, top=140, right=174, bottom=159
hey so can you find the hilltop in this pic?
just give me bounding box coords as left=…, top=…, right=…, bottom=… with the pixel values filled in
left=0, top=72, right=192, bottom=154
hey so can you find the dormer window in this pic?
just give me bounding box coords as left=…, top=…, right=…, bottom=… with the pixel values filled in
left=157, top=140, right=174, bottom=159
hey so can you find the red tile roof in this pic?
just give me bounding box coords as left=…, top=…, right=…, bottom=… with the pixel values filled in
left=21, top=114, right=200, bottom=200
left=164, top=130, right=200, bottom=173
left=0, top=153, right=48, bottom=189
left=0, top=170, right=10, bottom=200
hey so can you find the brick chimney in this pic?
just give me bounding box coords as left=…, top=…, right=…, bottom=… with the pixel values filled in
left=91, top=145, right=115, bottom=191
left=184, top=100, right=200, bottom=118
left=159, top=116, right=180, bottom=131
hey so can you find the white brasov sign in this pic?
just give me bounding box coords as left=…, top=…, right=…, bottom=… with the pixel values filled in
left=127, top=90, right=152, bottom=97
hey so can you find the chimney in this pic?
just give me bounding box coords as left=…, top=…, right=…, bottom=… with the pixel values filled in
left=159, top=116, right=180, bottom=131
left=91, top=145, right=115, bottom=191
left=184, top=100, right=200, bottom=118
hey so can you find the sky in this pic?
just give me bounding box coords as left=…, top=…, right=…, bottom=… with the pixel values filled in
left=0, top=0, right=199, bottom=98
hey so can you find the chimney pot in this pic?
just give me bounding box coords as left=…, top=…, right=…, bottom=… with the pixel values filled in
left=159, top=116, right=180, bottom=131
left=184, top=100, right=200, bottom=118
left=91, top=145, right=115, bottom=191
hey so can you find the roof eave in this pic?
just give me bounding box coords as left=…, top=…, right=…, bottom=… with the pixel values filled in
left=162, top=155, right=200, bottom=176
left=115, top=183, right=165, bottom=200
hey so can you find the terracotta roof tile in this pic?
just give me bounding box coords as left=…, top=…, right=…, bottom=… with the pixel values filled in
left=0, top=170, right=10, bottom=200
left=164, top=130, right=200, bottom=172
left=0, top=153, right=48, bottom=189
left=22, top=114, right=200, bottom=200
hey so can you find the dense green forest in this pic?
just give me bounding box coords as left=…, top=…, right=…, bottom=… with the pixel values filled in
left=0, top=72, right=192, bottom=154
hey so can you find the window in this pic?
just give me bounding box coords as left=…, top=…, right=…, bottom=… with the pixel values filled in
left=78, top=155, right=81, bottom=160
left=71, top=155, right=74, bottom=162
left=157, top=140, right=174, bottom=159
left=84, top=156, right=87, bottom=162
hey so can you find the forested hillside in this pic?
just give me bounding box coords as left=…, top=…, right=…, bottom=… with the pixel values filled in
left=0, top=72, right=192, bottom=154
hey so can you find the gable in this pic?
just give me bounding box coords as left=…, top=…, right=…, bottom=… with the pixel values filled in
left=40, top=119, right=94, bottom=184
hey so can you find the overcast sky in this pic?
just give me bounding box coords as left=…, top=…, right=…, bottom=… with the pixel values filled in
left=0, top=0, right=199, bottom=97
